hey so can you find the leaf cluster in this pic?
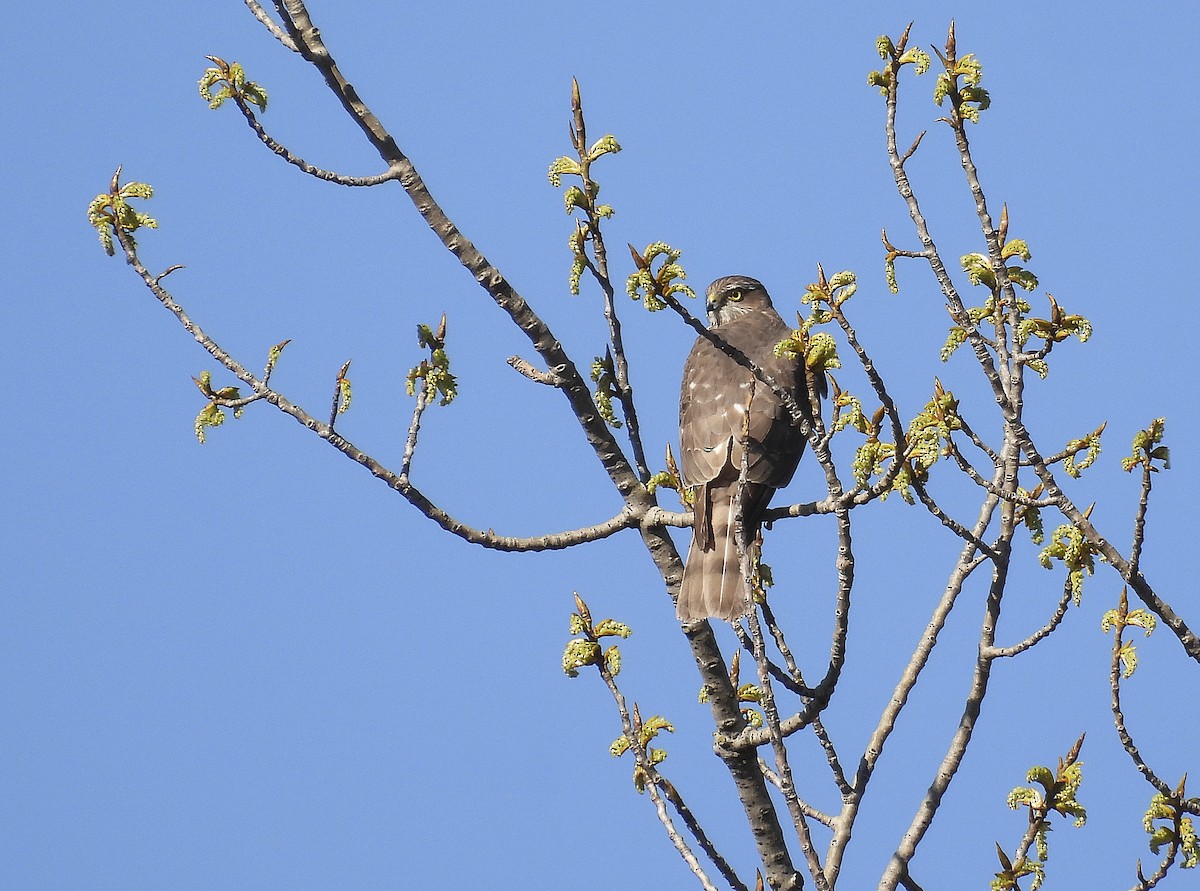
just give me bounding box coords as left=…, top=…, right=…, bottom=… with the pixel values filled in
left=1102, top=588, right=1157, bottom=678
left=199, top=56, right=268, bottom=112
left=933, top=50, right=989, bottom=123
left=867, top=33, right=930, bottom=96
left=1038, top=519, right=1100, bottom=605
left=1144, top=779, right=1200, bottom=870
left=191, top=369, right=243, bottom=443
left=851, top=381, right=961, bottom=503
left=562, top=592, right=631, bottom=679
left=996, top=736, right=1087, bottom=890
left=590, top=351, right=623, bottom=428
left=646, top=445, right=693, bottom=508
left=1059, top=422, right=1106, bottom=480
left=405, top=315, right=457, bottom=406
left=87, top=178, right=157, bottom=256
left=1122, top=417, right=1170, bottom=473
left=547, top=84, right=619, bottom=295
left=611, top=706, right=675, bottom=793
left=625, top=242, right=696, bottom=312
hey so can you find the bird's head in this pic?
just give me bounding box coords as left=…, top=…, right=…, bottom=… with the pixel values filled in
left=705, top=275, right=773, bottom=327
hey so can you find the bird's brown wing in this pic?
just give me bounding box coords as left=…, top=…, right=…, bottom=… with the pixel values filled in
left=679, top=308, right=803, bottom=491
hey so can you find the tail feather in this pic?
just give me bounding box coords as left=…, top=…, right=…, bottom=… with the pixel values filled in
left=678, top=487, right=753, bottom=622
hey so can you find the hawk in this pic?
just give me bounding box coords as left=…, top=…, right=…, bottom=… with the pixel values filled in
left=677, top=276, right=816, bottom=622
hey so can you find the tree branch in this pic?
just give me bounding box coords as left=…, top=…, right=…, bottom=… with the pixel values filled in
left=598, top=670, right=722, bottom=891
left=235, top=101, right=400, bottom=186
left=263, top=0, right=647, bottom=508
left=1109, top=609, right=1172, bottom=798
left=115, top=228, right=642, bottom=554
left=984, top=578, right=1073, bottom=659
left=826, top=488, right=996, bottom=885
left=568, top=83, right=651, bottom=482
left=244, top=0, right=297, bottom=51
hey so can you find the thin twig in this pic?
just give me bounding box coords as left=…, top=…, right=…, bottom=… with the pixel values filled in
left=237, top=101, right=400, bottom=187
left=734, top=625, right=804, bottom=695
left=829, top=484, right=996, bottom=886
left=811, top=715, right=851, bottom=800
left=1131, top=840, right=1181, bottom=891
left=911, top=477, right=1000, bottom=559
left=570, top=83, right=651, bottom=482
left=597, top=672, right=721, bottom=891
left=115, top=224, right=643, bottom=554
left=507, top=356, right=564, bottom=387
left=745, top=603, right=828, bottom=891
left=399, top=385, right=429, bottom=479
left=984, top=579, right=1073, bottom=658
left=1109, top=613, right=1172, bottom=797
left=244, top=0, right=298, bottom=51
left=956, top=413, right=999, bottom=464
left=760, top=600, right=807, bottom=689
left=1130, top=462, right=1153, bottom=576
left=1018, top=430, right=1200, bottom=661
left=657, top=777, right=753, bottom=891
left=944, top=439, right=1055, bottom=510
left=830, top=302, right=906, bottom=469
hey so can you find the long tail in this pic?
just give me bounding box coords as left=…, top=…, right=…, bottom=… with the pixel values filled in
left=678, top=485, right=755, bottom=622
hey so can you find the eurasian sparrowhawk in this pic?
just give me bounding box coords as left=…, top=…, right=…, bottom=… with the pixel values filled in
left=677, top=276, right=818, bottom=622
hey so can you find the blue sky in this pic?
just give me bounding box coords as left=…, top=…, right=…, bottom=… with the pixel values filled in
left=4, top=2, right=1198, bottom=888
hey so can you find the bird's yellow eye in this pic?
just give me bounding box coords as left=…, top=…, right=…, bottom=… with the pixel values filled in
left=729, top=290, right=743, bottom=302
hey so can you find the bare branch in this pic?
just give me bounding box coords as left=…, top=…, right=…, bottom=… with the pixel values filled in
left=568, top=82, right=651, bottom=482
left=507, top=355, right=564, bottom=387
left=879, top=32, right=1014, bottom=416
left=943, top=439, right=1054, bottom=512
left=745, top=608, right=829, bottom=890
left=831, top=301, right=906, bottom=458
left=262, top=4, right=654, bottom=517
left=154, top=264, right=185, bottom=285
left=656, top=776, right=753, bottom=891
left=878, top=547, right=1010, bottom=890
left=811, top=714, right=852, bottom=801
left=985, top=578, right=1072, bottom=659
left=597, top=677, right=721, bottom=891
left=828, top=491, right=995, bottom=885
left=734, top=625, right=806, bottom=695
left=956, top=412, right=999, bottom=464
left=763, top=498, right=837, bottom=522
left=114, top=230, right=642, bottom=554
left=911, top=477, right=1000, bottom=559
left=244, top=0, right=297, bottom=50
left=757, top=756, right=783, bottom=790
left=234, top=102, right=401, bottom=186
left=398, top=383, right=429, bottom=480
left=759, top=600, right=807, bottom=690
left=1109, top=605, right=1173, bottom=797
left=1130, top=461, right=1154, bottom=576
left=899, top=129, right=927, bottom=165
left=1019, top=431, right=1200, bottom=662
left=229, top=10, right=814, bottom=876
left=1130, top=843, right=1180, bottom=891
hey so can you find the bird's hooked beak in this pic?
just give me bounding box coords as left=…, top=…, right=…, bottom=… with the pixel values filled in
left=705, top=298, right=720, bottom=326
